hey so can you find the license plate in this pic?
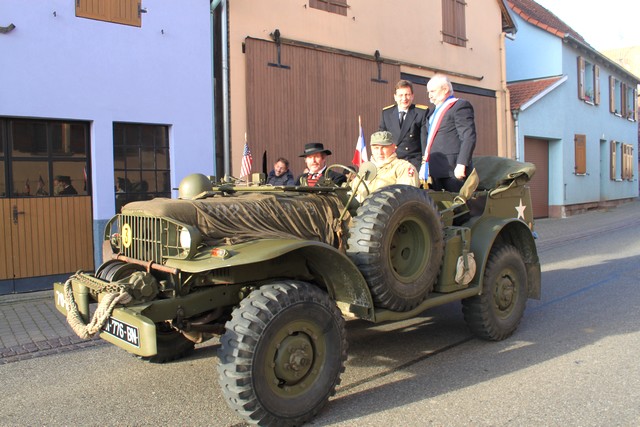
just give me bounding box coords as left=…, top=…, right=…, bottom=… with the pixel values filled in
left=102, top=317, right=140, bottom=348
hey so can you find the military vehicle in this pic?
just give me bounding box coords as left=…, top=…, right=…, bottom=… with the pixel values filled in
left=54, top=155, right=540, bottom=426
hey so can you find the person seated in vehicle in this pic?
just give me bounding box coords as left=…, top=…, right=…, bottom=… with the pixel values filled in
left=295, top=142, right=346, bottom=187
left=266, top=157, right=295, bottom=186
left=351, top=130, right=419, bottom=201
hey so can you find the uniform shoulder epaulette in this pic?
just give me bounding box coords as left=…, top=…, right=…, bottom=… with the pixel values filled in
left=383, top=104, right=395, bottom=110
left=415, top=104, right=429, bottom=110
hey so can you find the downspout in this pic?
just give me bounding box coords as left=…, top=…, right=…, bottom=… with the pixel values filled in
left=210, top=0, right=220, bottom=175
left=512, top=110, right=520, bottom=162
left=211, top=0, right=230, bottom=176
left=221, top=0, right=230, bottom=176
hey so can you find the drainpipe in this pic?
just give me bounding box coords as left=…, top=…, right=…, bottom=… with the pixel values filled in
left=210, top=0, right=230, bottom=176
left=512, top=109, right=520, bottom=162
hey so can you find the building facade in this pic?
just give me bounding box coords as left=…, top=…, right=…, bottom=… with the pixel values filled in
left=506, top=0, right=639, bottom=218
left=0, top=0, right=215, bottom=293
left=218, top=0, right=517, bottom=179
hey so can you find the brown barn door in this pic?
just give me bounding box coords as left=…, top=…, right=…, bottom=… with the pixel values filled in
left=524, top=137, right=549, bottom=218
left=0, top=197, right=94, bottom=294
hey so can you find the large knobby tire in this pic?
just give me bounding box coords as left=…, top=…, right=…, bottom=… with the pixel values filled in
left=217, top=281, right=347, bottom=426
left=462, top=244, right=528, bottom=341
left=141, top=322, right=195, bottom=363
left=347, top=185, right=444, bottom=311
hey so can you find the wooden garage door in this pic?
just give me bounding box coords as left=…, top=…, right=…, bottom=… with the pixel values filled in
left=0, top=196, right=94, bottom=293
left=524, top=137, right=549, bottom=218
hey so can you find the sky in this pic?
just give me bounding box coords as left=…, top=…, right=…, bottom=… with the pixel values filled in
left=534, top=0, right=640, bottom=51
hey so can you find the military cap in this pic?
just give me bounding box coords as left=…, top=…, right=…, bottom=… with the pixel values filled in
left=370, top=131, right=395, bottom=146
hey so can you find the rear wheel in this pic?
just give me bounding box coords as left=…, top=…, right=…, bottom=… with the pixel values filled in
left=462, top=244, right=528, bottom=340
left=218, top=281, right=347, bottom=426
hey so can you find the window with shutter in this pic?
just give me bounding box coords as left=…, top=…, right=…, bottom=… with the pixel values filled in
left=309, top=0, right=348, bottom=16
left=577, top=57, right=585, bottom=100
left=574, top=134, right=586, bottom=175
left=609, top=140, right=617, bottom=180
left=577, top=57, right=597, bottom=104
left=625, top=86, right=637, bottom=121
left=622, top=143, right=634, bottom=180
left=442, top=0, right=467, bottom=47
left=76, top=0, right=141, bottom=27
left=594, top=65, right=600, bottom=105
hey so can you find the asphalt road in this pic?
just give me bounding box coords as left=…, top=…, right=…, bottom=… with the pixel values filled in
left=1, top=205, right=639, bottom=426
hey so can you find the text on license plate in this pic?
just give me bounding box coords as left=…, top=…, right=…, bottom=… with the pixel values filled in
left=102, top=317, right=140, bottom=347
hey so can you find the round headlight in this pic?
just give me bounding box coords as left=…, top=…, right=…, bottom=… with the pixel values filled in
left=179, top=227, right=192, bottom=249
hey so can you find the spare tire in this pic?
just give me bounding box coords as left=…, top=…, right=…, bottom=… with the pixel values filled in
left=347, top=185, right=444, bottom=311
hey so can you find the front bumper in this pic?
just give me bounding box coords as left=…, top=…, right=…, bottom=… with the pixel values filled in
left=53, top=281, right=158, bottom=357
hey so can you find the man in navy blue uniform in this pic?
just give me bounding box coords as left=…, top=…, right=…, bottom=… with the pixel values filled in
left=379, top=80, right=428, bottom=170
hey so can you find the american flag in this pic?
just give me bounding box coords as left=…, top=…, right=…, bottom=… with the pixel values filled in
left=240, top=141, right=253, bottom=178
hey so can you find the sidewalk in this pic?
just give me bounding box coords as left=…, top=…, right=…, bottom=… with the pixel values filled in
left=0, top=289, right=103, bottom=365
left=1, top=199, right=638, bottom=364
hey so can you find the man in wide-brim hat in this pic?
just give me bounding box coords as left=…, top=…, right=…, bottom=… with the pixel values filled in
left=295, top=142, right=346, bottom=187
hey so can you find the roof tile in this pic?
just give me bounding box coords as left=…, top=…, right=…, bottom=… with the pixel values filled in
left=508, top=76, right=563, bottom=110
left=507, top=0, right=589, bottom=45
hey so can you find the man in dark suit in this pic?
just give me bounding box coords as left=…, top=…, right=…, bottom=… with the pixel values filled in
left=295, top=142, right=346, bottom=187
left=421, top=74, right=476, bottom=192
left=379, top=80, right=428, bottom=170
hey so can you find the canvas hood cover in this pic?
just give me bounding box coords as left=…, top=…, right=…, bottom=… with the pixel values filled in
left=123, top=191, right=349, bottom=248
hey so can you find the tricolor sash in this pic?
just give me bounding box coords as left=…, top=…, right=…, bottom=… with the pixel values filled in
left=419, top=97, right=458, bottom=180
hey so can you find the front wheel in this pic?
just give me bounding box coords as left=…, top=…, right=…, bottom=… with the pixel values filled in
left=462, top=244, right=528, bottom=341
left=217, top=281, right=347, bottom=426
left=140, top=322, right=195, bottom=363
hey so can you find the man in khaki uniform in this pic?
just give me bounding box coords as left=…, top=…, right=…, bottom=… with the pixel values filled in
left=351, top=131, right=420, bottom=201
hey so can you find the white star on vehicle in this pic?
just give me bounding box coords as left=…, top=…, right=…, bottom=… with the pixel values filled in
left=515, top=199, right=526, bottom=220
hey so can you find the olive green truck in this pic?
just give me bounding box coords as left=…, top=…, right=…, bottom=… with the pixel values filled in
left=54, top=156, right=540, bottom=426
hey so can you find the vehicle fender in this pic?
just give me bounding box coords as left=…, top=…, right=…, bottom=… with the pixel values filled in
left=166, top=239, right=375, bottom=321
left=469, top=217, right=541, bottom=299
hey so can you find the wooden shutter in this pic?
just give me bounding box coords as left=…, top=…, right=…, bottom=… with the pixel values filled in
left=609, top=76, right=616, bottom=113
left=621, top=83, right=628, bottom=117
left=76, top=0, right=141, bottom=27
left=309, top=0, right=348, bottom=16
left=112, top=0, right=142, bottom=27
left=574, top=134, right=586, bottom=175
left=577, top=57, right=585, bottom=100
left=610, top=140, right=617, bottom=180
left=76, top=0, right=110, bottom=21
left=442, top=0, right=467, bottom=47
left=594, top=65, right=600, bottom=105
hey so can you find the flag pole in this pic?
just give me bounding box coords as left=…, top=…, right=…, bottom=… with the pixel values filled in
left=244, top=132, right=248, bottom=184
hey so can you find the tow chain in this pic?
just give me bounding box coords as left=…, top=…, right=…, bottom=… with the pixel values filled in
left=63, top=273, right=133, bottom=340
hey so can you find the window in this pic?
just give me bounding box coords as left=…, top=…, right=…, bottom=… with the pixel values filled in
left=113, top=123, right=170, bottom=213
left=625, top=85, right=637, bottom=121
left=76, top=0, right=142, bottom=27
left=309, top=0, right=348, bottom=16
left=611, top=141, right=635, bottom=181
left=0, top=118, right=90, bottom=197
left=577, top=57, right=600, bottom=104
left=574, top=134, right=586, bottom=175
left=609, top=77, right=625, bottom=115
left=442, top=0, right=467, bottom=47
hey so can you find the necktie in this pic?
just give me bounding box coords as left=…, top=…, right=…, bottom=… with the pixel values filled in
left=399, top=111, right=406, bottom=127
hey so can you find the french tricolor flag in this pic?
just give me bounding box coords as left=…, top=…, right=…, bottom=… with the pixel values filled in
left=352, top=115, right=368, bottom=167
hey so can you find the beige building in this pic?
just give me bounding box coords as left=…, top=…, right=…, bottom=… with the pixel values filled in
left=214, top=0, right=516, bottom=178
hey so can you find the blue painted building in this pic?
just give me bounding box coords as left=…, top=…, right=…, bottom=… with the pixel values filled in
left=506, top=0, right=638, bottom=218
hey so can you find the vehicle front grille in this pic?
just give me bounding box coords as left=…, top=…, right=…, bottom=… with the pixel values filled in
left=120, top=214, right=163, bottom=262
